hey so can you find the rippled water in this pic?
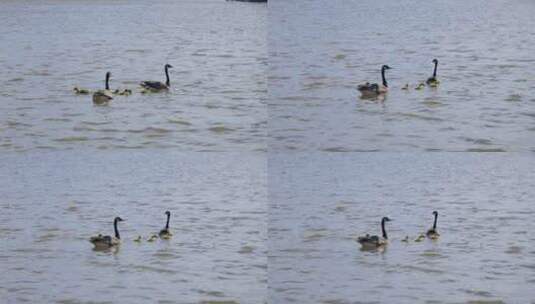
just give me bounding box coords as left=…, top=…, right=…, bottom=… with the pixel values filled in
left=0, top=0, right=267, bottom=152
left=269, top=0, right=535, bottom=152
left=269, top=153, right=535, bottom=303
left=0, top=151, right=266, bottom=303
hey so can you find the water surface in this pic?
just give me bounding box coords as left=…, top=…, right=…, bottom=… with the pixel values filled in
left=0, top=0, right=267, bottom=152
left=0, top=151, right=267, bottom=303
left=269, top=153, right=535, bottom=303
left=269, top=0, right=535, bottom=151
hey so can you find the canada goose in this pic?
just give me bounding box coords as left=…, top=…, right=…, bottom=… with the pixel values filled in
left=415, top=82, right=425, bottom=90
left=426, top=211, right=440, bottom=239
left=357, top=65, right=391, bottom=97
left=357, top=217, right=391, bottom=249
left=426, top=59, right=440, bottom=86
left=140, top=64, right=173, bottom=92
left=92, top=72, right=113, bottom=105
left=159, top=210, right=173, bottom=239
left=147, top=234, right=158, bottom=242
left=89, top=217, right=124, bottom=249
left=74, top=87, right=90, bottom=95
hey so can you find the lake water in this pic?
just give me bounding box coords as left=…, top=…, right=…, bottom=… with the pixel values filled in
left=269, top=0, right=535, bottom=152
left=0, top=151, right=267, bottom=303
left=269, top=153, right=535, bottom=303
left=0, top=0, right=267, bottom=152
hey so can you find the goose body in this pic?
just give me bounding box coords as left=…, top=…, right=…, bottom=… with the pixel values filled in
left=89, top=217, right=124, bottom=249
left=358, top=65, right=391, bottom=98
left=140, top=64, right=173, bottom=92
left=159, top=210, right=173, bottom=239
left=357, top=217, right=391, bottom=249
left=426, top=211, right=440, bottom=239
left=93, top=72, right=113, bottom=105
left=426, top=59, right=440, bottom=86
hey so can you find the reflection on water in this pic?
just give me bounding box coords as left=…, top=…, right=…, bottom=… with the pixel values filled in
left=269, top=153, right=535, bottom=303
left=0, top=151, right=266, bottom=303
left=269, top=0, right=535, bottom=151
left=0, top=0, right=267, bottom=152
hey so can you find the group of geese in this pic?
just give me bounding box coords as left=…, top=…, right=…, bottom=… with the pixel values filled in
left=357, top=211, right=440, bottom=250
left=89, top=211, right=173, bottom=250
left=357, top=59, right=440, bottom=99
left=73, top=64, right=174, bottom=105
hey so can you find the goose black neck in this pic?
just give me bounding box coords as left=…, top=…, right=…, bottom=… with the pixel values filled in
left=433, top=213, right=438, bottom=230
left=105, top=74, right=110, bottom=90
left=114, top=219, right=120, bottom=239
left=381, top=68, right=388, bottom=87
left=433, top=61, right=438, bottom=78
left=381, top=219, right=388, bottom=239
left=165, top=66, right=170, bottom=87
left=165, top=213, right=170, bottom=230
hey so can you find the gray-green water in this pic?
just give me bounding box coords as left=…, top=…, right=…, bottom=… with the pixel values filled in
left=269, top=153, right=535, bottom=303
left=269, top=0, right=535, bottom=152
left=0, top=0, right=267, bottom=152
left=0, top=151, right=267, bottom=303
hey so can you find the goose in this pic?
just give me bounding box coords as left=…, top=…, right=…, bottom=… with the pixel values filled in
left=147, top=234, right=158, bottom=242
left=401, top=84, right=409, bottom=90
left=426, top=211, right=440, bottom=239
left=357, top=65, right=391, bottom=97
left=158, top=210, right=173, bottom=239
left=357, top=217, right=391, bottom=249
left=133, top=235, right=143, bottom=242
left=113, top=88, right=132, bottom=96
left=414, top=233, right=425, bottom=242
left=426, top=59, right=440, bottom=86
left=74, top=87, right=90, bottom=95
left=89, top=217, right=124, bottom=249
left=92, top=72, right=113, bottom=105
left=140, top=64, right=173, bottom=92
left=415, top=82, right=425, bottom=90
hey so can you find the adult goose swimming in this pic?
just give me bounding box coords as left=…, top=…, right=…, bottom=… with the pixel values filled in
left=426, top=211, right=440, bottom=239
left=426, top=59, right=440, bottom=86
left=358, top=65, right=391, bottom=98
left=357, top=217, right=391, bottom=250
left=140, top=64, right=173, bottom=92
left=92, top=72, right=113, bottom=105
left=89, top=217, right=124, bottom=249
left=159, top=210, right=173, bottom=239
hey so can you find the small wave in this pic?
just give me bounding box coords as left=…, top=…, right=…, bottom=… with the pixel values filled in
left=127, top=127, right=172, bottom=134
left=167, top=118, right=191, bottom=126
left=465, top=148, right=506, bottom=152
left=399, top=112, right=444, bottom=122
left=53, top=136, right=89, bottom=142
left=209, top=126, right=235, bottom=134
